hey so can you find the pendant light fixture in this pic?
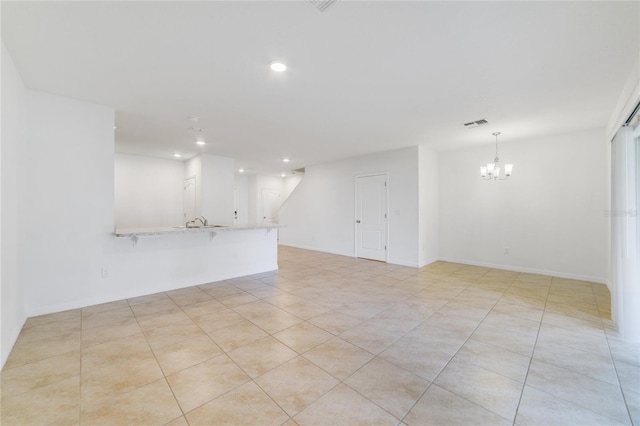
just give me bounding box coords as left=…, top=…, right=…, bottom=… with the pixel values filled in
left=480, top=132, right=513, bottom=180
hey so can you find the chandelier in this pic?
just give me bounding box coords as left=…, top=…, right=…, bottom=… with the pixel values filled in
left=480, top=132, right=513, bottom=180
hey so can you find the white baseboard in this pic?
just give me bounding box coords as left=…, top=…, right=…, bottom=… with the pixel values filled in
left=418, top=257, right=439, bottom=268
left=437, top=257, right=608, bottom=285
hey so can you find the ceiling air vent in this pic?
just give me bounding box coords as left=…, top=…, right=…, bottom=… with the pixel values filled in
left=308, top=0, right=338, bottom=12
left=464, top=119, right=489, bottom=128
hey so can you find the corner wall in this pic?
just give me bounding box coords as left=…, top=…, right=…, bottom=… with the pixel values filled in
left=279, top=147, right=420, bottom=266
left=1, top=43, right=27, bottom=368
left=418, top=146, right=439, bottom=266
left=438, top=128, right=609, bottom=282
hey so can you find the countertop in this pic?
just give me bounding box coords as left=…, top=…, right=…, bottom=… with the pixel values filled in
left=114, top=224, right=280, bottom=237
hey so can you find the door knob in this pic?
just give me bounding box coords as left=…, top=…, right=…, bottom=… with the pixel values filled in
left=356, top=220, right=361, bottom=223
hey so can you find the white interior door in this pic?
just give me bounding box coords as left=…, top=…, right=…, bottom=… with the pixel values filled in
left=356, top=174, right=387, bottom=261
left=261, top=188, right=280, bottom=224
left=183, top=177, right=196, bottom=225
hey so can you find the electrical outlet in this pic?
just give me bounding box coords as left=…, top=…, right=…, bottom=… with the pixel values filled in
left=504, top=248, right=510, bottom=255
left=101, top=268, right=109, bottom=278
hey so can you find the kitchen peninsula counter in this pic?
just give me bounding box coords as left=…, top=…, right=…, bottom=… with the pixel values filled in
left=114, top=224, right=280, bottom=237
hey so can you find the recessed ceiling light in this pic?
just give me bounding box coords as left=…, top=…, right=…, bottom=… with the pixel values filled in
left=282, top=158, right=290, bottom=163
left=270, top=61, right=287, bottom=72
left=196, top=141, right=206, bottom=146
left=281, top=173, right=286, bottom=177
left=238, top=168, right=245, bottom=173
left=173, top=153, right=182, bottom=158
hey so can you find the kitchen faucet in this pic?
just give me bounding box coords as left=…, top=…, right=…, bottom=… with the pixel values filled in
left=186, top=216, right=208, bottom=227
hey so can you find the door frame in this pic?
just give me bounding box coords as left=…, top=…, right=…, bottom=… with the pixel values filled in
left=354, top=172, right=389, bottom=262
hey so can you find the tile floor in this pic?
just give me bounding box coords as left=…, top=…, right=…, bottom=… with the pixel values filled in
left=1, top=246, right=638, bottom=425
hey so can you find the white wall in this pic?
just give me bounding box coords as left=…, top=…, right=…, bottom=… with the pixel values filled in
left=279, top=147, right=420, bottom=266
left=114, top=154, right=184, bottom=228
left=438, top=128, right=609, bottom=282
left=20, top=90, right=116, bottom=315
left=1, top=43, right=27, bottom=368
left=283, top=174, right=304, bottom=201
left=201, top=155, right=235, bottom=225
left=418, top=146, right=439, bottom=266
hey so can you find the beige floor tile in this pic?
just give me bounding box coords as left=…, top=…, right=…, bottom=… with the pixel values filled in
left=294, top=383, right=398, bottom=425
left=127, top=291, right=170, bottom=306
left=207, top=320, right=268, bottom=352
left=81, top=332, right=153, bottom=373
left=4, top=331, right=80, bottom=369
left=190, top=308, right=246, bottom=332
left=136, top=308, right=192, bottom=331
left=15, top=317, right=81, bottom=346
left=168, top=288, right=213, bottom=307
left=308, top=310, right=362, bottom=334
left=615, top=359, right=640, bottom=396
left=379, top=335, right=453, bottom=382
left=471, top=323, right=537, bottom=356
left=1, top=350, right=80, bottom=398
left=345, top=357, right=429, bottom=419
left=625, top=389, right=640, bottom=425
left=533, top=341, right=619, bottom=385
left=435, top=358, right=523, bottom=420
left=255, top=356, right=339, bottom=416
left=229, top=300, right=280, bottom=319
left=303, top=338, right=374, bottom=380
left=515, top=385, right=627, bottom=425
left=179, top=298, right=227, bottom=317
left=404, top=384, right=511, bottom=426
left=248, top=310, right=303, bottom=334
left=164, top=415, right=189, bottom=426
left=1, top=248, right=632, bottom=426
left=536, top=323, right=610, bottom=357
left=420, top=311, right=481, bottom=334
left=185, top=381, right=289, bottom=426
left=81, top=352, right=164, bottom=400
left=166, top=353, right=250, bottom=413
left=480, top=312, right=541, bottom=337
left=526, top=359, right=630, bottom=424
left=273, top=322, right=333, bottom=353
left=143, top=318, right=207, bottom=351
left=282, top=300, right=333, bottom=320
left=455, top=339, right=531, bottom=382
left=81, top=306, right=135, bottom=330
left=153, top=334, right=223, bottom=376
left=199, top=283, right=245, bottom=298
left=1, top=375, right=80, bottom=425
left=405, top=325, right=471, bottom=355
left=82, top=299, right=130, bottom=316
left=227, top=336, right=298, bottom=378
left=339, top=322, right=401, bottom=354
left=22, top=309, right=81, bottom=329
left=218, top=291, right=260, bottom=308
left=81, top=378, right=182, bottom=425
left=81, top=316, right=142, bottom=348
left=130, top=298, right=179, bottom=317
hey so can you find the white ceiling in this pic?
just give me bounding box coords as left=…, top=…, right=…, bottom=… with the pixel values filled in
left=2, top=1, right=638, bottom=176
